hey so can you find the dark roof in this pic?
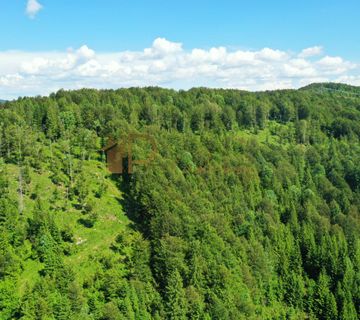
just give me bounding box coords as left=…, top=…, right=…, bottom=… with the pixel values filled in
left=102, top=140, right=118, bottom=151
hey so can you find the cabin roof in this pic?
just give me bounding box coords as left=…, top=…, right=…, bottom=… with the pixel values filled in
left=102, top=141, right=118, bottom=151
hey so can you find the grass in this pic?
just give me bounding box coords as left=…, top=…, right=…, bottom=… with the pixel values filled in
left=4, top=159, right=130, bottom=295
left=235, top=121, right=296, bottom=148
left=18, top=258, right=43, bottom=295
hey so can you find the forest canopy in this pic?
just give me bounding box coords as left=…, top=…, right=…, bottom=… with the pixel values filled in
left=0, top=83, right=360, bottom=319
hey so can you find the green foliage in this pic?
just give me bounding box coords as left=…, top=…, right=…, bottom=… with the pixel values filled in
left=0, top=85, right=359, bottom=319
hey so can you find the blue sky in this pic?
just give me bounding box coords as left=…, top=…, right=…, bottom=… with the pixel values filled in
left=0, top=1, right=359, bottom=98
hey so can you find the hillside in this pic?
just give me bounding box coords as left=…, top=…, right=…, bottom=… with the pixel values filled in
left=0, top=85, right=360, bottom=319
left=301, top=82, right=360, bottom=95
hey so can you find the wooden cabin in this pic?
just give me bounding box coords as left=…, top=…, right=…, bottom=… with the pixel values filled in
left=102, top=141, right=124, bottom=174
left=102, top=133, right=157, bottom=174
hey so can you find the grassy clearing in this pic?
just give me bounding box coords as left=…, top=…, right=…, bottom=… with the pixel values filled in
left=4, top=160, right=129, bottom=295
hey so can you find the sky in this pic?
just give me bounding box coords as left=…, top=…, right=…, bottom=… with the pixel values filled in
left=0, top=0, right=359, bottom=99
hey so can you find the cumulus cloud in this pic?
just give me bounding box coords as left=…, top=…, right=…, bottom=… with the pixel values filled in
left=0, top=38, right=359, bottom=99
left=318, top=56, right=346, bottom=67
left=256, top=48, right=288, bottom=61
left=76, top=45, right=96, bottom=60
left=26, top=0, right=43, bottom=18
left=299, top=46, right=323, bottom=58
left=146, top=38, right=183, bottom=56
left=316, top=56, right=356, bottom=75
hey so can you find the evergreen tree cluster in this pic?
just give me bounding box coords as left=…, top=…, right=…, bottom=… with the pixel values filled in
left=0, top=84, right=360, bottom=319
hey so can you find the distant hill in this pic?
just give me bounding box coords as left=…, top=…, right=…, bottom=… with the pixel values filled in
left=300, top=82, right=360, bottom=95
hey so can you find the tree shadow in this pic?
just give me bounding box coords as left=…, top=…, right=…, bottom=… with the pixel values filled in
left=108, top=157, right=151, bottom=237
left=77, top=218, right=95, bottom=228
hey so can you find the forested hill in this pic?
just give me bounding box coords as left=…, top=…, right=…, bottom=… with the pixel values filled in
left=1, top=85, right=360, bottom=319
left=301, top=82, right=360, bottom=95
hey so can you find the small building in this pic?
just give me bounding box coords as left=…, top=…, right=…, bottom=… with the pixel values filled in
left=102, top=141, right=125, bottom=174
left=102, top=133, right=157, bottom=174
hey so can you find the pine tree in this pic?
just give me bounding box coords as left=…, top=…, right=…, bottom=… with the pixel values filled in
left=165, top=269, right=187, bottom=320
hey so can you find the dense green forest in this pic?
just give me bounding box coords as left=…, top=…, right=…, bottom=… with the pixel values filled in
left=0, top=83, right=360, bottom=319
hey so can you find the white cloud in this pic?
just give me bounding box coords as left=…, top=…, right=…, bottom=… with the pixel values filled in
left=318, top=55, right=344, bottom=66
left=0, top=74, right=23, bottom=86
left=26, top=0, right=43, bottom=19
left=317, top=56, right=356, bottom=75
left=299, top=46, right=323, bottom=58
left=0, top=38, right=359, bottom=99
left=335, top=75, right=360, bottom=86
left=76, top=45, right=96, bottom=60
left=144, top=38, right=183, bottom=56
left=256, top=48, right=288, bottom=61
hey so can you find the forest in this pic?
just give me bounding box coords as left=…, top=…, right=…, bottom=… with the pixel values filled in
left=0, top=82, right=360, bottom=319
